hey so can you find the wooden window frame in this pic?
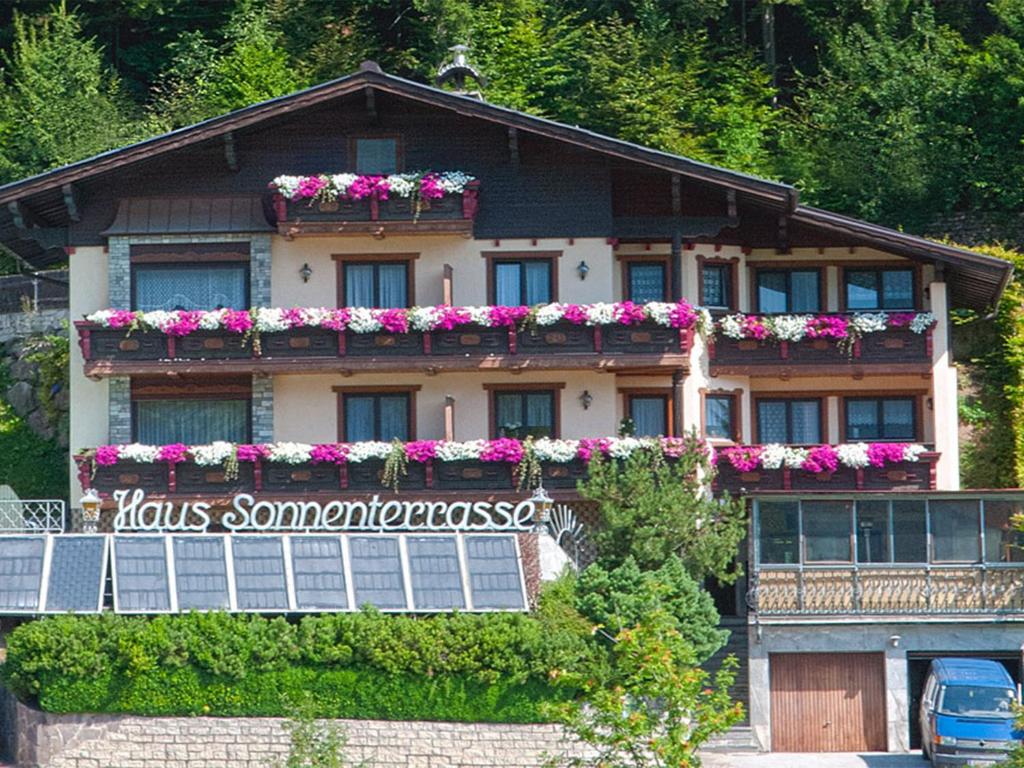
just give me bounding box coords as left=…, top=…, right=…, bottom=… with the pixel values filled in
left=332, top=253, right=418, bottom=308
left=697, top=255, right=739, bottom=312
left=840, top=395, right=921, bottom=443
left=482, top=252, right=561, bottom=305
left=333, top=385, right=421, bottom=442
left=753, top=396, right=825, bottom=445
left=618, top=255, right=671, bottom=302
left=751, top=266, right=825, bottom=314
left=129, top=243, right=251, bottom=264
left=484, top=383, right=564, bottom=439
left=130, top=260, right=251, bottom=312
left=621, top=387, right=674, bottom=437
left=700, top=388, right=742, bottom=443
left=839, top=264, right=921, bottom=312
left=349, top=134, right=403, bottom=175
left=130, top=374, right=253, bottom=443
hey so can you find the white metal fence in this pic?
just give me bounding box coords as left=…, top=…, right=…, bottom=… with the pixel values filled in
left=0, top=500, right=65, bottom=532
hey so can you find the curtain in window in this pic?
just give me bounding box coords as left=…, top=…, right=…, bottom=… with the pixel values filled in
left=345, top=396, right=376, bottom=442
left=629, top=264, right=665, bottom=303
left=378, top=395, right=409, bottom=441
left=494, top=263, right=521, bottom=306
left=703, top=266, right=728, bottom=308
left=135, top=399, right=248, bottom=444
left=790, top=271, right=819, bottom=312
left=790, top=401, right=820, bottom=443
left=758, top=501, right=799, bottom=564
left=757, top=272, right=788, bottom=313
left=524, top=262, right=551, bottom=305
left=882, top=399, right=914, bottom=439
left=495, top=393, right=523, bottom=434
left=525, top=393, right=553, bottom=436
left=930, top=500, right=980, bottom=562
left=882, top=270, right=914, bottom=308
left=377, top=264, right=407, bottom=308
left=345, top=265, right=375, bottom=307
left=757, top=401, right=786, bottom=442
left=892, top=500, right=927, bottom=562
left=705, top=397, right=732, bottom=439
left=631, top=397, right=667, bottom=437
left=803, top=501, right=853, bottom=562
left=134, top=266, right=247, bottom=311
left=846, top=400, right=879, bottom=440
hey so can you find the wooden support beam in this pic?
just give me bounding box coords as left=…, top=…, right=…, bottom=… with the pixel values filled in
left=444, top=395, right=456, bottom=441
left=508, top=127, right=519, bottom=169
left=6, top=201, right=25, bottom=230
left=364, top=87, right=377, bottom=121
left=671, top=231, right=683, bottom=301
left=61, top=184, right=81, bottom=222
left=223, top=132, right=238, bottom=172
left=727, top=189, right=737, bottom=219
left=671, top=175, right=682, bottom=216
left=443, top=263, right=453, bottom=305
left=777, top=214, right=790, bottom=254
left=671, top=370, right=684, bottom=438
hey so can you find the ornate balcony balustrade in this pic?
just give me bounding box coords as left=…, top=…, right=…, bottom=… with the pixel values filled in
left=708, top=312, right=935, bottom=374
left=749, top=565, right=1024, bottom=616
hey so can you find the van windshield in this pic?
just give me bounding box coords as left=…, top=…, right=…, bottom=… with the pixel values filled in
left=938, top=685, right=1016, bottom=718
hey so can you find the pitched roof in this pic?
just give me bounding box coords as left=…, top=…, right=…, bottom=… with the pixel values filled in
left=0, top=62, right=1012, bottom=310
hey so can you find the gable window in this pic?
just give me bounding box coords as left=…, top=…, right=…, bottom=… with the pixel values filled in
left=491, top=258, right=553, bottom=305
left=341, top=260, right=410, bottom=308
left=844, top=397, right=916, bottom=441
left=844, top=268, right=915, bottom=310
left=756, top=399, right=821, bottom=444
left=701, top=263, right=734, bottom=311
left=131, top=376, right=250, bottom=444
left=353, top=137, right=398, bottom=175
left=625, top=261, right=668, bottom=303
left=493, top=389, right=557, bottom=439
left=704, top=393, right=737, bottom=441
left=132, top=263, right=248, bottom=312
left=756, top=269, right=820, bottom=313
left=627, top=393, right=671, bottom=437
left=340, top=391, right=412, bottom=442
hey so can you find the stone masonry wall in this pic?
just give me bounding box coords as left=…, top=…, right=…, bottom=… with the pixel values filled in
left=0, top=688, right=586, bottom=768
left=0, top=309, right=69, bottom=448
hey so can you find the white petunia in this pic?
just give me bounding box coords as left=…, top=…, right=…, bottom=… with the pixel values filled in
left=850, top=312, right=887, bottom=335
left=696, top=308, right=714, bottom=337
left=532, top=438, right=579, bottom=462
left=271, top=175, right=302, bottom=199
left=86, top=310, right=116, bottom=327
left=345, top=441, right=393, bottom=462
left=718, top=314, right=745, bottom=340
left=534, top=304, right=565, bottom=326
left=254, top=308, right=289, bottom=333
left=119, top=443, right=160, bottom=463
left=328, top=173, right=357, bottom=197
left=759, top=444, right=787, bottom=470
left=191, top=441, right=235, bottom=466
left=409, top=306, right=440, bottom=331
left=198, top=309, right=225, bottom=330
left=903, top=444, right=927, bottom=462
left=645, top=302, right=674, bottom=327
left=466, top=306, right=492, bottom=326
left=768, top=315, right=810, bottom=342
left=385, top=175, right=417, bottom=198
left=267, top=442, right=313, bottom=464
left=910, top=313, right=935, bottom=334
left=585, top=303, right=616, bottom=326
left=836, top=442, right=870, bottom=468
left=436, top=172, right=475, bottom=194
left=139, top=310, right=177, bottom=332
left=436, top=440, right=486, bottom=462
left=784, top=447, right=809, bottom=468
left=346, top=308, right=382, bottom=333
left=607, top=437, right=653, bottom=458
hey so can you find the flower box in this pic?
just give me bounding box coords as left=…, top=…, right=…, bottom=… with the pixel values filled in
left=261, top=461, right=341, bottom=492
left=378, top=193, right=463, bottom=221
left=601, top=321, right=684, bottom=355
left=429, top=325, right=511, bottom=356
left=260, top=328, right=340, bottom=358
left=173, top=330, right=250, bottom=360
left=539, top=459, right=588, bottom=490
left=516, top=323, right=595, bottom=355
left=861, top=458, right=934, bottom=491
left=344, top=460, right=427, bottom=491
left=713, top=463, right=786, bottom=494
left=345, top=330, right=426, bottom=357
left=788, top=466, right=858, bottom=491
left=175, top=461, right=255, bottom=494
left=91, top=461, right=171, bottom=495
left=785, top=338, right=848, bottom=364
left=433, top=460, right=515, bottom=491
left=856, top=328, right=929, bottom=363
left=87, top=327, right=169, bottom=360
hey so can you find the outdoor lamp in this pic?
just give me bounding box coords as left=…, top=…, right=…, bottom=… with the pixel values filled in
left=577, top=260, right=589, bottom=280
left=299, top=263, right=313, bottom=283
left=579, top=390, right=593, bottom=410
left=79, top=488, right=101, bottom=533
left=530, top=484, right=553, bottom=528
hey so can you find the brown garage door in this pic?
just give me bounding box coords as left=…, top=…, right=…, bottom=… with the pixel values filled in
left=770, top=652, right=886, bottom=752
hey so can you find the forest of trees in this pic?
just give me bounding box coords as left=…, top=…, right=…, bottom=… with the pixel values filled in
left=2, top=0, right=1024, bottom=488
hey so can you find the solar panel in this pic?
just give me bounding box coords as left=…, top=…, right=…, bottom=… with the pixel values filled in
left=113, top=536, right=172, bottom=612
left=349, top=536, right=406, bottom=610
left=0, top=536, right=44, bottom=612
left=45, top=536, right=105, bottom=613
left=173, top=536, right=230, bottom=611
left=231, top=536, right=289, bottom=610
left=464, top=536, right=526, bottom=610
left=406, top=536, right=465, bottom=610
left=290, top=536, right=348, bottom=610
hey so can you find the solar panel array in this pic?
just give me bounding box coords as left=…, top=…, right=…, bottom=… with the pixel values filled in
left=0, top=533, right=527, bottom=615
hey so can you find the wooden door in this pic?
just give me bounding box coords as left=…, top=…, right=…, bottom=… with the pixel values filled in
left=770, top=652, right=886, bottom=752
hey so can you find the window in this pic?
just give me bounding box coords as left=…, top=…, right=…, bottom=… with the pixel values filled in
left=891, top=500, right=927, bottom=562
left=803, top=501, right=853, bottom=562
left=844, top=268, right=915, bottom=310
left=132, top=263, right=248, bottom=311
left=490, top=258, right=553, bottom=306
left=984, top=500, right=1024, bottom=563
left=341, top=393, right=411, bottom=442
left=493, top=390, right=556, bottom=439
left=704, top=394, right=735, bottom=441
left=626, top=261, right=667, bottom=303
left=353, top=137, right=398, bottom=175
left=342, top=261, right=410, bottom=308
left=756, top=269, right=820, bottom=313
left=758, top=501, right=799, bottom=564
left=756, top=399, right=821, bottom=444
left=855, top=500, right=890, bottom=563
left=930, top=500, right=980, bottom=562
left=628, top=394, right=670, bottom=437
left=134, top=399, right=249, bottom=444
left=845, top=397, right=916, bottom=441
left=701, top=263, right=733, bottom=310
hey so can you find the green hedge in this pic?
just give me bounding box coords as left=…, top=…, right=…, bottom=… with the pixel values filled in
left=1, top=604, right=594, bottom=721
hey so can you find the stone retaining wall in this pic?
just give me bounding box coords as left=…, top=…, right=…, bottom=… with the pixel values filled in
left=1, top=689, right=585, bottom=768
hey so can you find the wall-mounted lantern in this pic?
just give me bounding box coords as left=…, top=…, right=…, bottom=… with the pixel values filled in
left=579, top=390, right=593, bottom=410
left=577, top=260, right=590, bottom=280
left=299, top=263, right=313, bottom=283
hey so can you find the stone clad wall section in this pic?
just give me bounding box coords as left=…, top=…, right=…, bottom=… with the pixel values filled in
left=1, top=689, right=586, bottom=768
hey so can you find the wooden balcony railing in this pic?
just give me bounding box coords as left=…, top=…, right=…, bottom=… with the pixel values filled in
left=75, top=320, right=694, bottom=375
left=749, top=565, right=1024, bottom=616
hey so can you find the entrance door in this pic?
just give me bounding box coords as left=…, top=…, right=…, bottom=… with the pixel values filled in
left=770, top=652, right=886, bottom=752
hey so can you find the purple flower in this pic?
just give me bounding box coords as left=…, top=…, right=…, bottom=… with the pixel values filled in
left=405, top=440, right=439, bottom=462
left=348, top=175, right=390, bottom=201
left=802, top=445, right=838, bottom=474
left=561, top=304, right=588, bottom=325
left=668, top=301, right=697, bottom=329
left=95, top=445, right=120, bottom=466
left=435, top=306, right=472, bottom=330
left=867, top=443, right=907, bottom=467
left=722, top=446, right=763, bottom=472
left=223, top=309, right=253, bottom=334
left=614, top=301, right=646, bottom=326
left=887, top=313, right=916, bottom=328
left=577, top=438, right=612, bottom=462
left=805, top=315, right=848, bottom=339
left=488, top=305, right=529, bottom=328
left=294, top=176, right=327, bottom=201
left=419, top=174, right=445, bottom=200
left=236, top=444, right=269, bottom=462
left=319, top=309, right=350, bottom=331
left=163, top=311, right=202, bottom=337
left=481, top=438, right=524, bottom=463
left=376, top=308, right=409, bottom=333
left=310, top=444, right=348, bottom=465
left=157, top=443, right=189, bottom=464
left=107, top=310, right=137, bottom=329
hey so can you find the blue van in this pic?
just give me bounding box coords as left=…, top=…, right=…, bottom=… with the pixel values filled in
left=920, top=658, right=1020, bottom=766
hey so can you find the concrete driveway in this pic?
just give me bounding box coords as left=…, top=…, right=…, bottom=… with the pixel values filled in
left=701, top=752, right=925, bottom=767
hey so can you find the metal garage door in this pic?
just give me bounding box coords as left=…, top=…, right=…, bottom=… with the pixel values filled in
left=770, top=652, right=887, bottom=752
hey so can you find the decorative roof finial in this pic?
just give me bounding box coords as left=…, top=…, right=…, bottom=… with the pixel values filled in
left=436, top=44, right=486, bottom=98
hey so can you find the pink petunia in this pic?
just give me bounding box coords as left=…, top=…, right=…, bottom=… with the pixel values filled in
left=668, top=301, right=698, bottom=329
left=95, top=445, right=121, bottom=466
left=561, top=304, right=588, bottom=325
left=348, top=175, right=390, bottom=201
left=163, top=311, right=203, bottom=337
left=294, top=176, right=327, bottom=201
left=282, top=308, right=308, bottom=329
left=405, top=440, right=439, bottom=463
left=804, top=315, right=848, bottom=339
left=435, top=305, right=472, bottom=330
left=223, top=309, right=253, bottom=334
left=319, top=308, right=350, bottom=332
left=157, top=443, right=189, bottom=464
left=867, top=442, right=908, bottom=467
left=481, top=438, right=525, bottom=463
left=375, top=308, right=409, bottom=334
left=659, top=437, right=689, bottom=457
left=802, top=444, right=839, bottom=474
left=577, top=438, right=612, bottom=462
left=310, top=444, right=348, bottom=465
left=736, top=316, right=769, bottom=340
left=722, top=445, right=763, bottom=472
left=614, top=301, right=646, bottom=326
left=887, top=313, right=916, bottom=328
left=419, top=174, right=445, bottom=200
left=236, top=444, right=270, bottom=462
left=488, top=305, right=529, bottom=328
left=107, top=310, right=137, bottom=329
